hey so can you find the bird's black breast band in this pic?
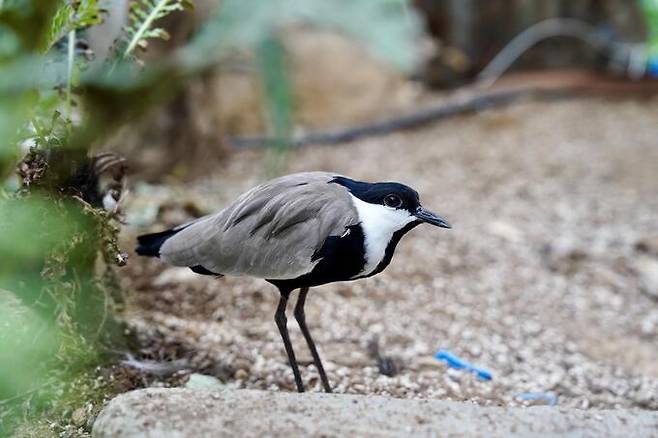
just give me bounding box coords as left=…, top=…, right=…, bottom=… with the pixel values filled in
left=268, top=224, right=367, bottom=290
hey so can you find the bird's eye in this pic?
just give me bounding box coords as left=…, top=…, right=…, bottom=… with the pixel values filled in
left=384, top=194, right=403, bottom=208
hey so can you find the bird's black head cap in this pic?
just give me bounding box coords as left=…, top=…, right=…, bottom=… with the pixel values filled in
left=330, top=175, right=451, bottom=229
left=330, top=176, right=420, bottom=212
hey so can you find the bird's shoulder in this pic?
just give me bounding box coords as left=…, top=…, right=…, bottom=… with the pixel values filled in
left=217, top=171, right=355, bottom=237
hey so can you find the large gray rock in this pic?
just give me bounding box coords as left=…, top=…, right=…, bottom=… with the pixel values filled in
left=93, top=388, right=658, bottom=437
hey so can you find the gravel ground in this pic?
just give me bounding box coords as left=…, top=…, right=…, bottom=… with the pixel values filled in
left=120, top=97, right=658, bottom=410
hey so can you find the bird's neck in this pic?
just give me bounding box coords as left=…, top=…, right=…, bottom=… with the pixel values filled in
left=349, top=196, right=418, bottom=277
left=362, top=221, right=420, bottom=278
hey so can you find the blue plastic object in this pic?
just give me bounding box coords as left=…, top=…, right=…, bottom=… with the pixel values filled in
left=435, top=349, right=493, bottom=381
left=515, top=392, right=558, bottom=406
left=647, top=56, right=658, bottom=77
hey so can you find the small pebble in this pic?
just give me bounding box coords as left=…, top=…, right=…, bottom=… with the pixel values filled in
left=234, top=369, right=249, bottom=380
left=71, top=408, right=87, bottom=427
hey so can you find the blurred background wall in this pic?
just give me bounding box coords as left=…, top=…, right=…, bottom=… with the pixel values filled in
left=416, top=0, right=645, bottom=86
left=99, top=0, right=651, bottom=180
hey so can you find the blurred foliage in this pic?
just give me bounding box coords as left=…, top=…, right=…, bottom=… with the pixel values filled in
left=0, top=0, right=56, bottom=179
left=0, top=193, right=125, bottom=435
left=2, top=1, right=131, bottom=435
left=641, top=0, right=658, bottom=54
left=186, top=0, right=421, bottom=72
left=184, top=0, right=421, bottom=169
left=0, top=0, right=59, bottom=52
left=258, top=34, right=293, bottom=172
left=0, top=0, right=421, bottom=434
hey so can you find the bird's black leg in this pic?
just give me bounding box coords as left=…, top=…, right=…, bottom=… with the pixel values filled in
left=294, top=287, right=332, bottom=393
left=274, top=289, right=305, bottom=392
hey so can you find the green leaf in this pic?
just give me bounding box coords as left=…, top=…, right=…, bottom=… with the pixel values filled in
left=0, top=295, right=59, bottom=402
left=48, top=0, right=104, bottom=49
left=123, top=0, right=191, bottom=59
left=258, top=34, right=292, bottom=150
left=641, top=0, right=658, bottom=54
left=187, top=0, right=422, bottom=73
left=0, top=0, right=60, bottom=53
left=0, top=197, right=79, bottom=267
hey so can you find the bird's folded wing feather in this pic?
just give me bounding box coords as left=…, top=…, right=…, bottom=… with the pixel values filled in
left=159, top=172, right=358, bottom=279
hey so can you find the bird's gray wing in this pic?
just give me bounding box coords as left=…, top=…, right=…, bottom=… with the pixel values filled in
left=159, top=172, right=358, bottom=279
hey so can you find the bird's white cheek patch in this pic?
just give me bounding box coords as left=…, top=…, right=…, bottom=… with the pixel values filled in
left=349, top=195, right=416, bottom=276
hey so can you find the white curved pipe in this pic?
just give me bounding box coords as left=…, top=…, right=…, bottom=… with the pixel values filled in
left=477, top=18, right=611, bottom=88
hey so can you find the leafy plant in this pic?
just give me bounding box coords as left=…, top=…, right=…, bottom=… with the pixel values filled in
left=48, top=0, right=105, bottom=50
left=123, top=0, right=193, bottom=59
left=0, top=2, right=122, bottom=435
left=257, top=34, right=293, bottom=173
left=0, top=0, right=424, bottom=434
left=0, top=0, right=60, bottom=179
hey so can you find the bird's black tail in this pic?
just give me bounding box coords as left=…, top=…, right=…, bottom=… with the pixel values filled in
left=136, top=227, right=185, bottom=257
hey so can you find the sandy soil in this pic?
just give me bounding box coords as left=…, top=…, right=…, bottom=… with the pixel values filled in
left=119, top=97, right=658, bottom=410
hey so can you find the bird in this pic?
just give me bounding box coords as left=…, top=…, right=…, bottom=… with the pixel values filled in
left=136, top=171, right=451, bottom=393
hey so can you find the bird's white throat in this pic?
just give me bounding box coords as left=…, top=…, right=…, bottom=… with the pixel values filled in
left=349, top=194, right=416, bottom=277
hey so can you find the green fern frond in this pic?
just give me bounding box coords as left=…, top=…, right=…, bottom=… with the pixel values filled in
left=123, top=0, right=193, bottom=58
left=48, top=0, right=104, bottom=50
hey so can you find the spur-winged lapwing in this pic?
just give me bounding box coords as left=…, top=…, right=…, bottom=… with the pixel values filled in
left=136, top=172, right=450, bottom=392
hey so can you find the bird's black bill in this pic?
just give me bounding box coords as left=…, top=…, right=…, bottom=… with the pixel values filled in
left=415, top=207, right=451, bottom=228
